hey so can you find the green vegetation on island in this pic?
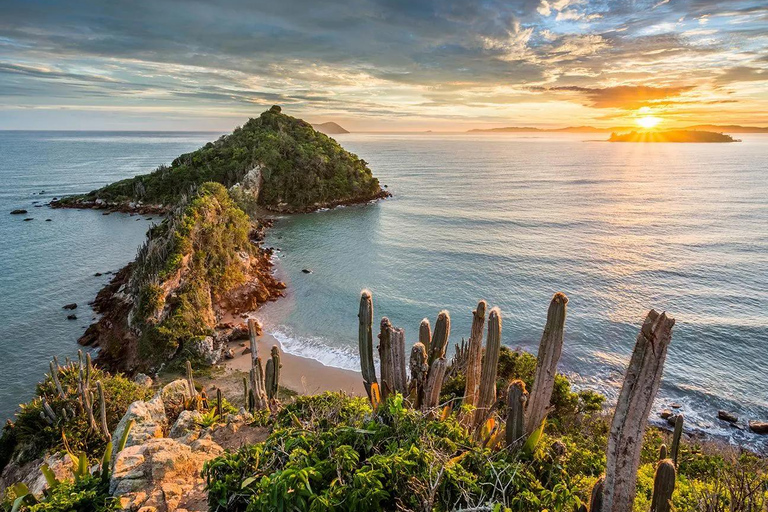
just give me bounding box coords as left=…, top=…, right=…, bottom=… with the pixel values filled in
left=608, top=130, right=738, bottom=143
left=56, top=106, right=385, bottom=212
left=80, top=182, right=284, bottom=374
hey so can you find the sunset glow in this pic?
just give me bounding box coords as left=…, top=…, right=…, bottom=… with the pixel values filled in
left=636, top=116, right=662, bottom=130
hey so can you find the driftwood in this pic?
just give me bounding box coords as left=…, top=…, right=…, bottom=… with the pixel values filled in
left=602, top=310, right=675, bottom=511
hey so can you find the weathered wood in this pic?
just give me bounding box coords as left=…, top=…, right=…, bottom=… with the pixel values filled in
left=358, top=290, right=378, bottom=398
left=505, top=379, right=527, bottom=449
left=419, top=318, right=432, bottom=357
left=603, top=310, right=675, bottom=512
left=423, top=358, right=447, bottom=411
left=525, top=292, right=568, bottom=435
left=390, top=327, right=408, bottom=395
left=462, top=300, right=487, bottom=410
left=428, top=311, right=450, bottom=366
left=474, top=307, right=502, bottom=428
left=378, top=317, right=393, bottom=399
left=409, top=342, right=429, bottom=408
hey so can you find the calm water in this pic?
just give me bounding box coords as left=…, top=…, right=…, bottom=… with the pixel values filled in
left=1, top=131, right=766, bottom=448
left=0, top=131, right=219, bottom=422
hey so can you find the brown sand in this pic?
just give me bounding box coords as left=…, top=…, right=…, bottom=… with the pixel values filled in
left=223, top=331, right=365, bottom=397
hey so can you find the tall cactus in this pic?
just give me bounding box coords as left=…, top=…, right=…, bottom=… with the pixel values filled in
left=358, top=290, right=378, bottom=399
left=247, top=318, right=268, bottom=410
left=419, top=318, right=432, bottom=356
left=96, top=381, right=111, bottom=441
left=265, top=346, right=281, bottom=400
left=423, top=358, right=447, bottom=411
left=50, top=360, right=65, bottom=399
left=525, top=292, right=568, bottom=435
left=463, top=300, right=487, bottom=411
left=378, top=317, right=393, bottom=399
left=428, top=311, right=450, bottom=365
left=409, top=342, right=429, bottom=408
left=505, top=379, right=527, bottom=449
left=602, top=310, right=675, bottom=512
left=186, top=360, right=196, bottom=398
left=590, top=476, right=605, bottom=512
left=474, top=307, right=502, bottom=428
left=650, top=459, right=676, bottom=512
left=390, top=327, right=407, bottom=395
left=670, top=414, right=683, bottom=467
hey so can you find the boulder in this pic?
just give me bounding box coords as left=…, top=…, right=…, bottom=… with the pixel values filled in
left=224, top=348, right=235, bottom=360
left=659, top=409, right=673, bottom=420
left=110, top=437, right=223, bottom=512
left=10, top=209, right=27, bottom=215
left=169, top=410, right=203, bottom=439
left=62, top=303, right=78, bottom=310
left=66, top=314, right=77, bottom=320
left=134, top=373, right=153, bottom=387
left=749, top=421, right=768, bottom=434
left=190, top=336, right=221, bottom=365
left=161, top=379, right=193, bottom=404
left=113, top=396, right=167, bottom=456
left=718, top=410, right=738, bottom=423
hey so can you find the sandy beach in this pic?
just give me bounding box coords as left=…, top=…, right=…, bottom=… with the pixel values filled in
left=222, top=330, right=366, bottom=397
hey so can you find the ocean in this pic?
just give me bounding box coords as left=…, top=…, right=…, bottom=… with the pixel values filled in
left=1, top=130, right=766, bottom=448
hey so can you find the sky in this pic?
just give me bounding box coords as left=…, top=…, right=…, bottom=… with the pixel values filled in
left=0, top=0, right=766, bottom=131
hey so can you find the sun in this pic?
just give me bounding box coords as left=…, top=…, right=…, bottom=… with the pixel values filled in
left=636, top=115, right=662, bottom=129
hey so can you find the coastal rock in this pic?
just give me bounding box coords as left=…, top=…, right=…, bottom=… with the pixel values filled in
left=718, top=410, right=738, bottom=423
left=666, top=415, right=679, bottom=427
left=23, top=218, right=33, bottom=221
left=110, top=437, right=223, bottom=512
left=302, top=268, right=312, bottom=274
left=190, top=335, right=221, bottom=365
left=63, top=303, right=78, bottom=310
left=134, top=373, right=153, bottom=387
left=161, top=379, right=193, bottom=404
left=0, top=452, right=70, bottom=497
left=749, top=421, right=768, bottom=434
left=169, top=410, right=203, bottom=439
left=66, top=314, right=77, bottom=320
left=660, top=409, right=673, bottom=420
left=113, top=397, right=167, bottom=454
left=10, top=209, right=27, bottom=214
left=224, top=348, right=235, bottom=359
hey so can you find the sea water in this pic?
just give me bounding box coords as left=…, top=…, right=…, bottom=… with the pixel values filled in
left=1, top=130, right=766, bottom=447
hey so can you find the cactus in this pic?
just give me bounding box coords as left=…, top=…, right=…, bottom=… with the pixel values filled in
left=249, top=359, right=268, bottom=411
left=428, top=311, right=450, bottom=366
left=96, top=381, right=111, bottom=441
left=650, top=459, right=676, bottom=512
left=216, top=389, right=223, bottom=418
left=659, top=444, right=667, bottom=461
left=41, top=396, right=57, bottom=423
left=462, top=301, right=487, bottom=411
left=50, top=360, right=65, bottom=399
left=419, top=318, right=432, bottom=356
left=423, top=358, right=447, bottom=411
left=590, top=476, right=605, bottom=512
left=525, top=292, right=568, bottom=435
left=602, top=310, right=675, bottom=512
left=378, top=317, right=393, bottom=398
left=409, top=342, right=429, bottom=408
left=242, top=377, right=249, bottom=409
left=358, top=290, right=378, bottom=399
left=505, top=379, right=528, bottom=449
left=265, top=345, right=281, bottom=400
left=390, top=327, right=407, bottom=395
left=670, top=414, right=683, bottom=466
left=474, top=307, right=502, bottom=428
left=186, top=360, right=196, bottom=398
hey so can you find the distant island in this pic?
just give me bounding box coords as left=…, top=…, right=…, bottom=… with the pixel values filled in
left=469, top=124, right=768, bottom=134
left=608, top=130, right=739, bottom=143
left=312, top=121, right=350, bottom=134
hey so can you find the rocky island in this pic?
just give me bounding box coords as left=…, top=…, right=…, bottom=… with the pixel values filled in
left=608, top=129, right=739, bottom=143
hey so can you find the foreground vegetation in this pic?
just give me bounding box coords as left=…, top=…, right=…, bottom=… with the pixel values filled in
left=61, top=105, right=384, bottom=211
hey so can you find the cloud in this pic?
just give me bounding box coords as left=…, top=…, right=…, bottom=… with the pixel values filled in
left=542, top=85, right=696, bottom=109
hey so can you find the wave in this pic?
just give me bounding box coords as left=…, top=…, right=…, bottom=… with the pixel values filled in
left=268, top=325, right=361, bottom=372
